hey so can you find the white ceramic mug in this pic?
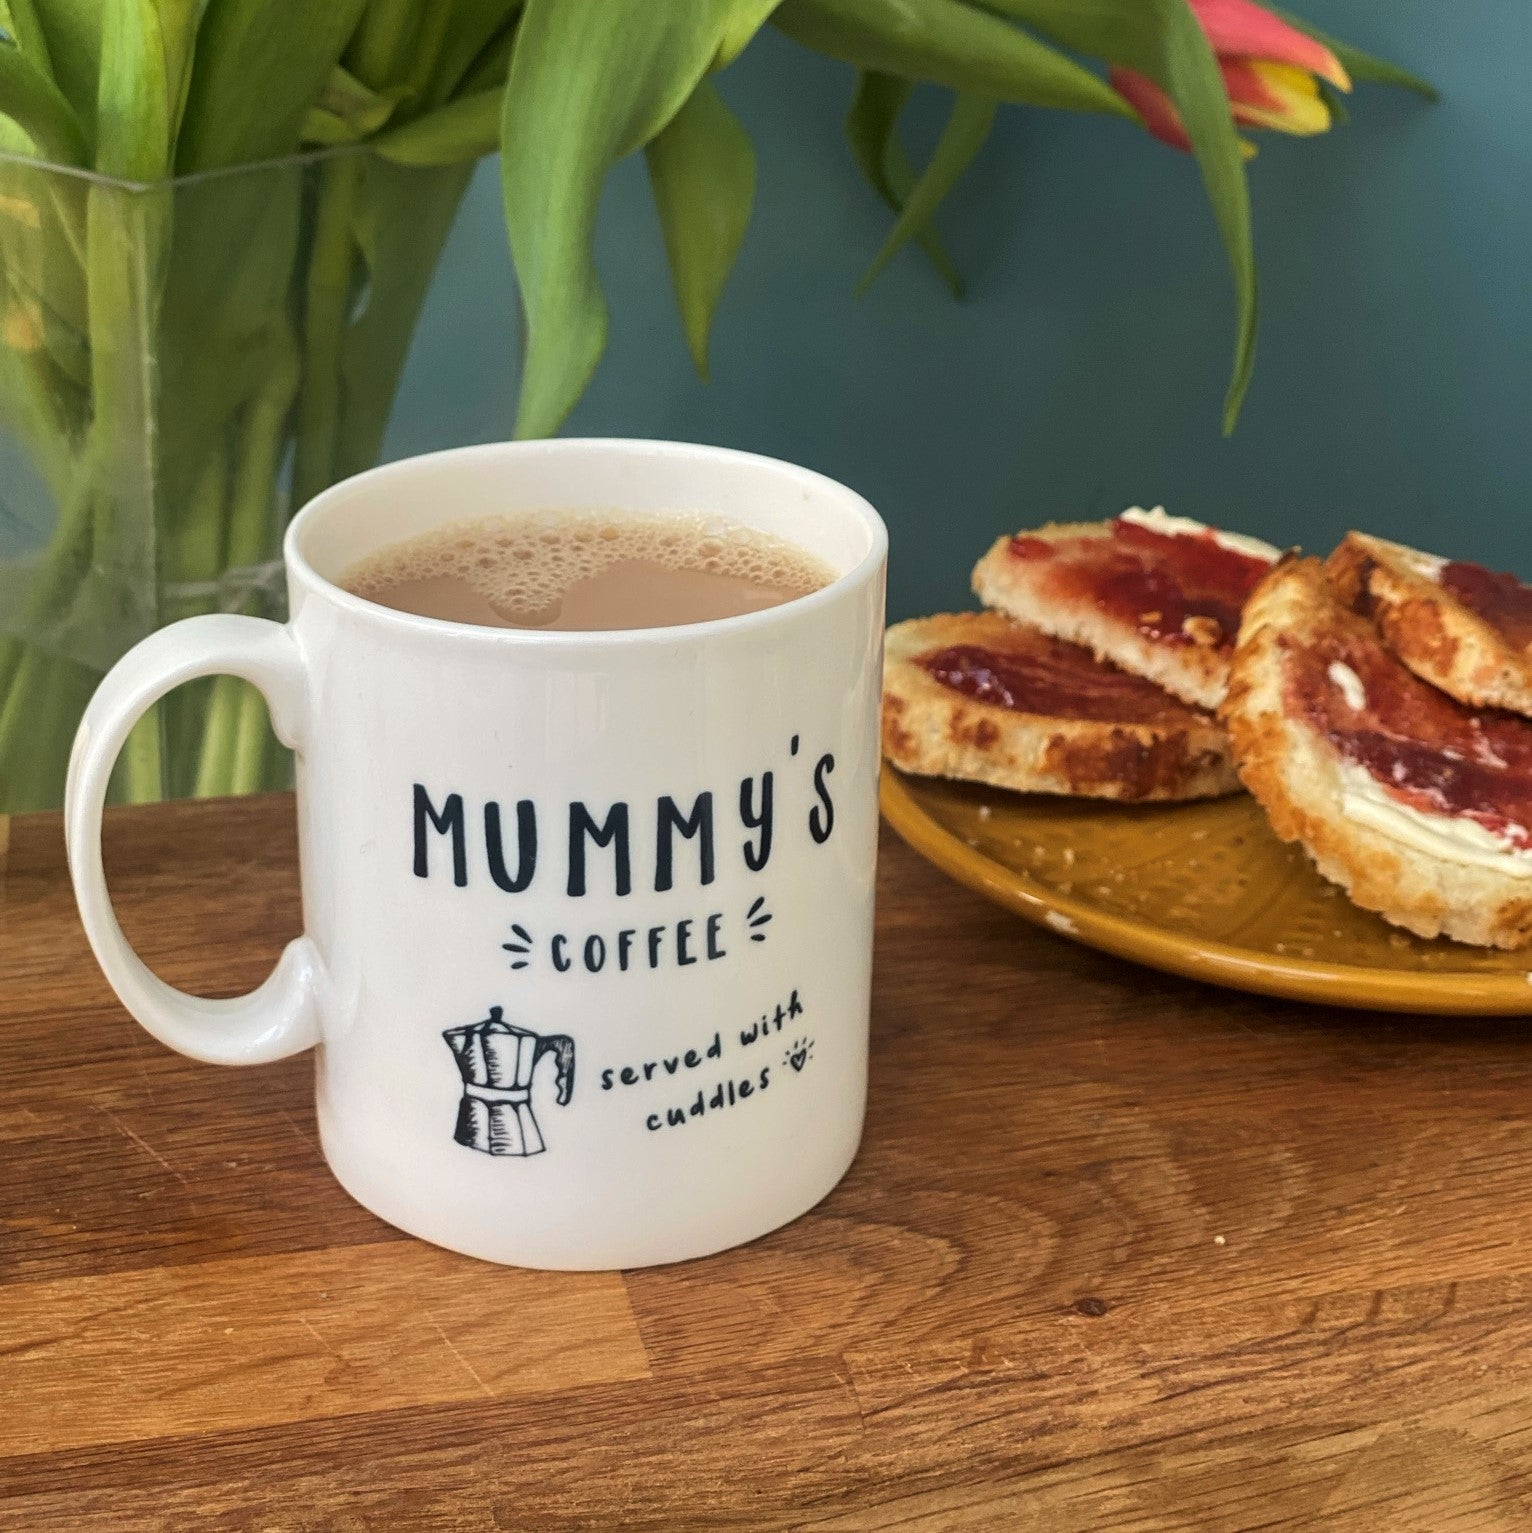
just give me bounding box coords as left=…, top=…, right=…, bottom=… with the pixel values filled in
left=66, top=440, right=887, bottom=1269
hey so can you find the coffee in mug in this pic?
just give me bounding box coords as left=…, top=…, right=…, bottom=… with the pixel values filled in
left=341, top=511, right=835, bottom=631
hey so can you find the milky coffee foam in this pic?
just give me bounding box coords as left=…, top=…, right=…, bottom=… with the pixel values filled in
left=340, top=510, right=835, bottom=632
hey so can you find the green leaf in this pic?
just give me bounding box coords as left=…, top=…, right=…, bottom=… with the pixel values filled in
left=346, top=0, right=419, bottom=89
left=504, top=0, right=757, bottom=438
left=714, top=0, right=782, bottom=67
left=844, top=71, right=907, bottom=205
left=1320, top=78, right=1349, bottom=127
left=338, top=157, right=477, bottom=476
left=425, top=0, right=523, bottom=106
left=772, top=0, right=1132, bottom=118
left=973, top=0, right=1151, bottom=68
left=645, top=79, right=755, bottom=378
left=982, top=0, right=1257, bottom=430
left=176, top=0, right=367, bottom=171
left=845, top=70, right=962, bottom=296
left=91, top=1, right=205, bottom=175
left=2, top=0, right=55, bottom=76
left=1273, top=8, right=1438, bottom=101
left=0, top=33, right=83, bottom=163
left=373, top=87, right=500, bottom=164
left=158, top=0, right=207, bottom=153
left=461, top=20, right=518, bottom=93
left=398, top=0, right=457, bottom=101
left=1154, top=0, right=1256, bottom=434
left=30, top=0, right=99, bottom=144
left=95, top=1, right=171, bottom=177
left=157, top=167, right=305, bottom=480
left=859, top=89, right=993, bottom=293
left=301, top=63, right=405, bottom=146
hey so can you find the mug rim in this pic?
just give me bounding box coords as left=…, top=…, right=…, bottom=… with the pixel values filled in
left=284, top=438, right=888, bottom=648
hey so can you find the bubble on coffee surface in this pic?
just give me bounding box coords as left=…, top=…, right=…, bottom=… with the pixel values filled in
left=341, top=510, right=833, bottom=629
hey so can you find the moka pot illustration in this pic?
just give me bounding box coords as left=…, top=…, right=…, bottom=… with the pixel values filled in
left=443, top=1006, right=575, bottom=1156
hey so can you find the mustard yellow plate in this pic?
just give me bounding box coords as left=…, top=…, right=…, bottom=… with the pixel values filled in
left=881, top=769, right=1532, bottom=1015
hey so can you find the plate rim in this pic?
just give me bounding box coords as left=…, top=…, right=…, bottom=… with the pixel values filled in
left=880, top=769, right=1532, bottom=1017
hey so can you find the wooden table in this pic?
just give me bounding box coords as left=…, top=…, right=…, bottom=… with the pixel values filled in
left=4, top=795, right=1532, bottom=1531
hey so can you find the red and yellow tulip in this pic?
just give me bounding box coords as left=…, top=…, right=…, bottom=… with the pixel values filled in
left=1112, top=0, right=1352, bottom=154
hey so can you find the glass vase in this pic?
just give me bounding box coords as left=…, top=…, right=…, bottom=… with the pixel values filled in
left=0, top=148, right=477, bottom=813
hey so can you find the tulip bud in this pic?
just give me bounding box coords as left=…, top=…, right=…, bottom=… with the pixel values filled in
left=1113, top=0, right=1350, bottom=153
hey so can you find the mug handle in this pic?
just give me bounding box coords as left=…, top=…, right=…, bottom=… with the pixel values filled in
left=65, top=614, right=323, bottom=1065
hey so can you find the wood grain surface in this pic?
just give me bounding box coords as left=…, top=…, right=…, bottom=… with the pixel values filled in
left=3, top=794, right=1532, bottom=1530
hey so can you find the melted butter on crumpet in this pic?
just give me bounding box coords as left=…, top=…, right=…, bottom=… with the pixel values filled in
left=1338, top=761, right=1532, bottom=877
left=1117, top=506, right=1282, bottom=565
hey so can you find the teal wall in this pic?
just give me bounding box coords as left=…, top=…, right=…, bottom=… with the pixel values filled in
left=389, top=3, right=1527, bottom=622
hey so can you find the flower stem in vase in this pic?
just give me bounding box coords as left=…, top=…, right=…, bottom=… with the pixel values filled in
left=85, top=180, right=168, bottom=803
left=293, top=156, right=362, bottom=512
left=230, top=338, right=301, bottom=794
left=195, top=336, right=300, bottom=798
left=166, top=438, right=229, bottom=799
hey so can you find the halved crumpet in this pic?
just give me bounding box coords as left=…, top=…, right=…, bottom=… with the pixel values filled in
left=1327, top=531, right=1532, bottom=718
left=1223, top=557, right=1532, bottom=948
left=883, top=611, right=1240, bottom=802
left=972, top=506, right=1282, bottom=711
